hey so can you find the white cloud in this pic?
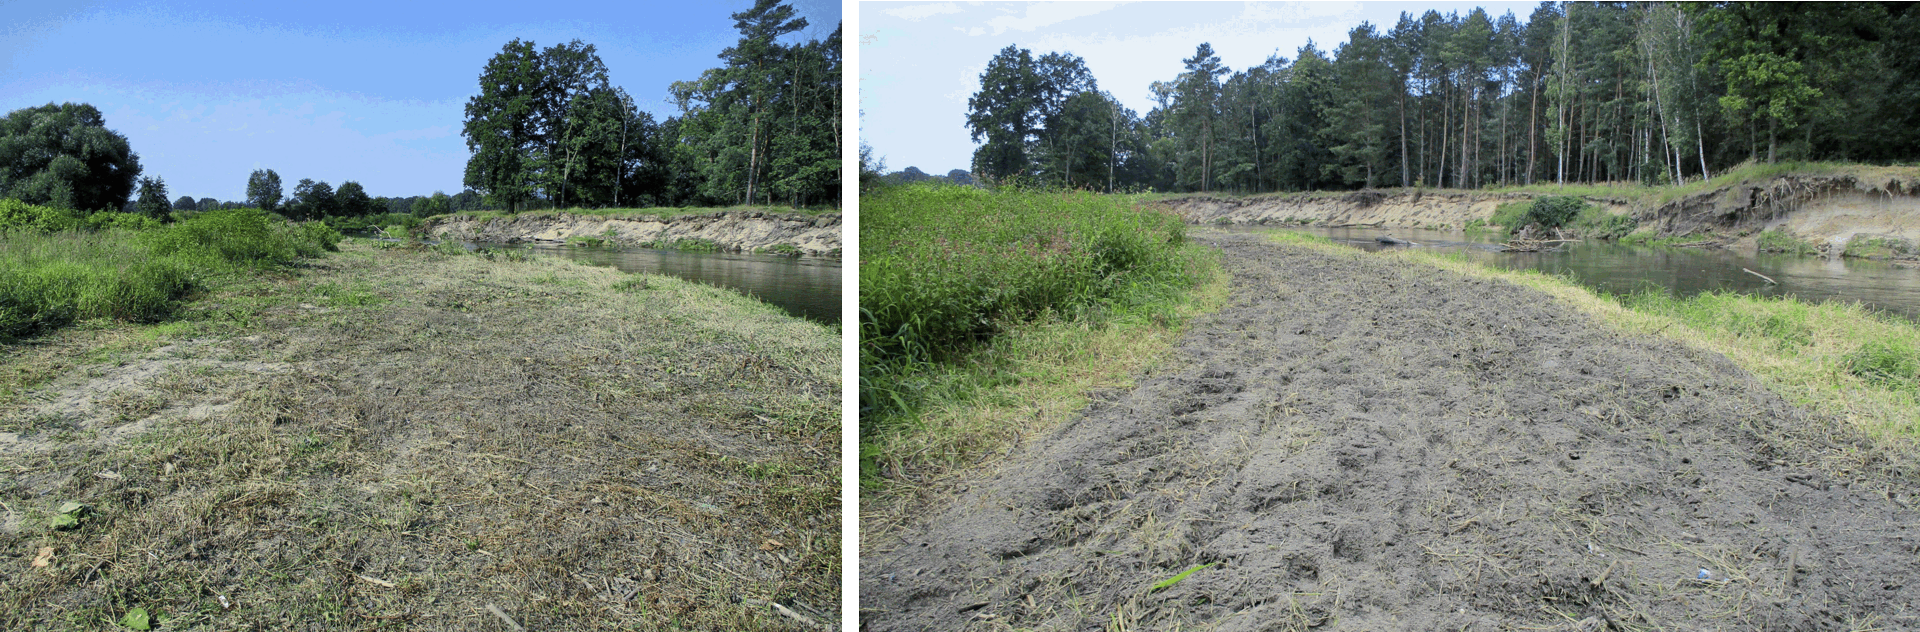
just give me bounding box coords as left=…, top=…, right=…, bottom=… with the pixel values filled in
left=1236, top=2, right=1362, bottom=25
left=980, top=2, right=1126, bottom=35
left=885, top=2, right=964, bottom=21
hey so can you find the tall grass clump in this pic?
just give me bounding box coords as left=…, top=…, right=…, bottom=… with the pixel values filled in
left=1, top=203, right=339, bottom=339
left=860, top=184, right=1200, bottom=421
left=0, top=231, right=191, bottom=336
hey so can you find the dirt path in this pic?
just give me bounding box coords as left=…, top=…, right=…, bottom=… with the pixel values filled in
left=861, top=230, right=1920, bottom=631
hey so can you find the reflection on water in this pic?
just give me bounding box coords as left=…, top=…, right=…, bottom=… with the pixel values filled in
left=1262, top=226, right=1920, bottom=323
left=505, top=243, right=840, bottom=325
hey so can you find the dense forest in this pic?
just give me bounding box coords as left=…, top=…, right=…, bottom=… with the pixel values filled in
left=463, top=0, right=841, bottom=211
left=955, top=1, right=1920, bottom=194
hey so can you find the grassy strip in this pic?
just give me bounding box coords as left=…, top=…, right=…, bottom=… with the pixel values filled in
left=1, top=206, right=340, bottom=340
left=860, top=185, right=1199, bottom=417
left=1, top=239, right=839, bottom=630
left=1269, top=229, right=1920, bottom=458
left=860, top=183, right=1225, bottom=539
left=859, top=258, right=1227, bottom=540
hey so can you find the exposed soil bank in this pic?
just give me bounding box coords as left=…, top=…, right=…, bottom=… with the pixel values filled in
left=1, top=242, right=839, bottom=630
left=1158, top=190, right=1631, bottom=229
left=1158, top=170, right=1920, bottom=260
left=421, top=210, right=842, bottom=256
left=1665, top=174, right=1920, bottom=257
left=862, top=230, right=1920, bottom=631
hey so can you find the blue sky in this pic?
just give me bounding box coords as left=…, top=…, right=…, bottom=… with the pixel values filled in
left=860, top=1, right=1544, bottom=175
left=1, top=0, right=841, bottom=203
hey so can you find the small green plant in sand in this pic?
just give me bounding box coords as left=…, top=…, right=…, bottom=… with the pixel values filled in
left=643, top=237, right=722, bottom=252
left=1842, top=235, right=1918, bottom=260
left=1758, top=228, right=1822, bottom=255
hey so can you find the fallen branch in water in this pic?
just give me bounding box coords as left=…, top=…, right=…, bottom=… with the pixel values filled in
left=1743, top=267, right=1778, bottom=284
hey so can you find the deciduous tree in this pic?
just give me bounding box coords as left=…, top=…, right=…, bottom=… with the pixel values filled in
left=246, top=169, right=283, bottom=211
left=0, top=102, right=141, bottom=211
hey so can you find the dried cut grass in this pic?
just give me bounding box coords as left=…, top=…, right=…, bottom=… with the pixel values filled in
left=0, top=240, right=838, bottom=631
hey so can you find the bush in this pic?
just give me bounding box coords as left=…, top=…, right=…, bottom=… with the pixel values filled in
left=288, top=221, right=343, bottom=254
left=1526, top=196, right=1587, bottom=230
left=0, top=199, right=83, bottom=233
left=144, top=208, right=297, bottom=267
left=1572, top=206, right=1637, bottom=240
left=1488, top=201, right=1530, bottom=233
left=83, top=211, right=162, bottom=232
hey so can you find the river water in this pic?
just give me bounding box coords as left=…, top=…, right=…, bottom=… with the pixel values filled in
left=502, top=243, right=840, bottom=325
left=1265, top=226, right=1920, bottom=323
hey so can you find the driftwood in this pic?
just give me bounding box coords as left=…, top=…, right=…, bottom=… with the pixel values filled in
left=1742, top=267, right=1779, bottom=284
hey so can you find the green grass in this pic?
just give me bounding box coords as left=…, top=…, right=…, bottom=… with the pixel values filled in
left=860, top=184, right=1206, bottom=417
left=860, top=185, right=1224, bottom=540
left=1758, top=228, right=1823, bottom=255
left=643, top=237, right=721, bottom=252
left=0, top=204, right=340, bottom=340
left=1618, top=230, right=1716, bottom=247
left=1376, top=244, right=1920, bottom=448
left=1842, top=234, right=1918, bottom=260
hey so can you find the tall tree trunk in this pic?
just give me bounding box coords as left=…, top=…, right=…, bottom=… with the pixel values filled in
left=1696, top=119, right=1709, bottom=180
left=1440, top=82, right=1451, bottom=189
left=1528, top=68, right=1540, bottom=185
left=1399, top=90, right=1409, bottom=187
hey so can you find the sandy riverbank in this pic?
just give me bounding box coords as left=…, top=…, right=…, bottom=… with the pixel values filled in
left=421, top=210, right=842, bottom=257
left=862, top=229, right=1920, bottom=630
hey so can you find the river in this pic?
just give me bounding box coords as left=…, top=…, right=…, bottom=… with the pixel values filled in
left=487, top=242, right=840, bottom=325
left=1264, top=226, right=1920, bottom=323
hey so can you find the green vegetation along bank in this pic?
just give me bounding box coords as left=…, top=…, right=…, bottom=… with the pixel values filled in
left=420, top=208, right=841, bottom=256
left=1, top=201, right=341, bottom=341
left=859, top=184, right=1224, bottom=537
left=1, top=239, right=839, bottom=630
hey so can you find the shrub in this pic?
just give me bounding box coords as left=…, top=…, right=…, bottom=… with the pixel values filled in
left=83, top=211, right=161, bottom=232
left=1527, top=196, right=1587, bottom=230
left=0, top=198, right=83, bottom=233
left=1489, top=201, right=1531, bottom=233
left=144, top=208, right=296, bottom=267
left=1572, top=206, right=1637, bottom=240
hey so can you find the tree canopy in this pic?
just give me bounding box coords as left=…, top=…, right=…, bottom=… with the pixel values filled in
left=462, top=1, right=840, bottom=211
left=953, top=1, right=1920, bottom=194
left=246, top=169, right=283, bottom=211
left=0, top=102, right=141, bottom=211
